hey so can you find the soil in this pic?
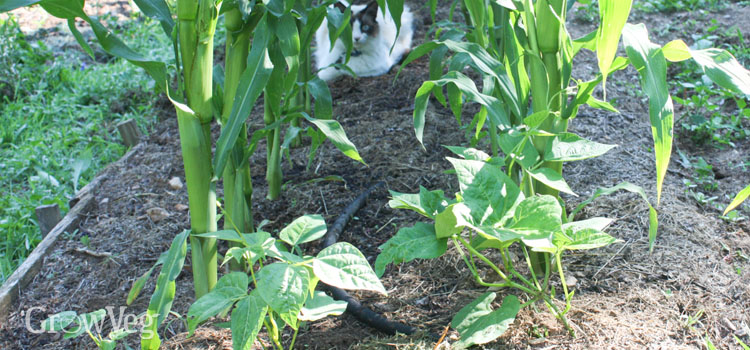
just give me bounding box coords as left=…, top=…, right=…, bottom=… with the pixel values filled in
left=1, top=1, right=750, bottom=349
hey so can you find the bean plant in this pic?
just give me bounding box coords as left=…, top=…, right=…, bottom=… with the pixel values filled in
left=379, top=0, right=750, bottom=346
left=186, top=215, right=385, bottom=350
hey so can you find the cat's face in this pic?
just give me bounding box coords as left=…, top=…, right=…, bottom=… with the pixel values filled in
left=336, top=1, right=379, bottom=47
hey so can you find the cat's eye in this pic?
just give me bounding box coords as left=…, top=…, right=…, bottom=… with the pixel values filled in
left=362, top=25, right=370, bottom=31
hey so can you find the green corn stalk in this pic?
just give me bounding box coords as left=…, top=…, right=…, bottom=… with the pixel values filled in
left=222, top=8, right=255, bottom=270
left=176, top=0, right=219, bottom=298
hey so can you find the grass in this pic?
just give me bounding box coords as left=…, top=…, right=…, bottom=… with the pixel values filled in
left=0, top=13, right=171, bottom=283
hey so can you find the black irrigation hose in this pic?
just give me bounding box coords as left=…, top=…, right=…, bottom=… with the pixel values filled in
left=319, top=181, right=417, bottom=336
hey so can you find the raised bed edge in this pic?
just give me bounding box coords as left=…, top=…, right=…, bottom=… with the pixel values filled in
left=0, top=142, right=146, bottom=323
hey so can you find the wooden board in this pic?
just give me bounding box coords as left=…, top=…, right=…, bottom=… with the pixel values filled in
left=0, top=143, right=145, bottom=323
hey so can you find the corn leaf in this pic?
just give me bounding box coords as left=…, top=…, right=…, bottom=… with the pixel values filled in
left=568, top=182, right=658, bottom=252
left=214, top=19, right=273, bottom=177
left=596, top=0, right=632, bottom=97
left=622, top=23, right=673, bottom=205
left=0, top=0, right=40, bottom=12
left=141, top=230, right=189, bottom=350
left=724, top=185, right=750, bottom=215
left=132, top=0, right=174, bottom=36
left=303, top=114, right=364, bottom=164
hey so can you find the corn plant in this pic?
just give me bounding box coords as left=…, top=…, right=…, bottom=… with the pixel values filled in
left=0, top=0, right=367, bottom=348
left=379, top=0, right=750, bottom=345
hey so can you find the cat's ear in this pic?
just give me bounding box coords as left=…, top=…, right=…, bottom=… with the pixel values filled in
left=334, top=1, right=347, bottom=13
left=362, top=1, right=379, bottom=19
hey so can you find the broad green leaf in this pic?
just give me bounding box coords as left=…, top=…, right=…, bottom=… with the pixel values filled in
left=374, top=222, right=448, bottom=277
left=231, top=292, right=267, bottom=350
left=622, top=23, right=673, bottom=205
left=256, top=263, right=310, bottom=328
left=569, top=182, right=658, bottom=252
left=498, top=127, right=540, bottom=170
left=451, top=293, right=520, bottom=349
left=187, top=291, right=240, bottom=334
left=527, top=168, right=576, bottom=196
left=298, top=291, right=348, bottom=321
left=724, top=185, right=750, bottom=215
left=41, top=311, right=77, bottom=332
left=690, top=48, right=750, bottom=96
left=141, top=230, right=189, bottom=350
left=65, top=309, right=106, bottom=339
left=543, top=132, right=617, bottom=162
left=448, top=158, right=522, bottom=226
left=435, top=203, right=464, bottom=238
left=303, top=114, right=364, bottom=164
left=662, top=40, right=691, bottom=62
left=214, top=19, right=273, bottom=177
left=186, top=273, right=249, bottom=335
left=388, top=187, right=448, bottom=218
left=0, top=0, right=40, bottom=12
left=506, top=195, right=562, bottom=251
left=523, top=110, right=550, bottom=129
left=596, top=0, right=632, bottom=97
left=314, top=242, right=386, bottom=294
left=279, top=214, right=327, bottom=247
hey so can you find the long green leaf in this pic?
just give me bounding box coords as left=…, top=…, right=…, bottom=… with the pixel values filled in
left=303, top=114, right=364, bottom=164
left=568, top=182, right=658, bottom=252
left=724, top=185, right=750, bottom=215
left=622, top=23, right=673, bottom=205
left=214, top=18, right=273, bottom=177
left=596, top=0, right=632, bottom=97
left=307, top=77, right=333, bottom=120
left=141, top=230, right=189, bottom=350
left=0, top=0, right=40, bottom=12
left=132, top=0, right=175, bottom=36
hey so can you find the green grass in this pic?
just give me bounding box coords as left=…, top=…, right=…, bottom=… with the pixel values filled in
left=0, top=13, right=172, bottom=283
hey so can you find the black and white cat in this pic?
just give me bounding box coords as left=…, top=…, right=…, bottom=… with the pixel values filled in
left=314, top=1, right=414, bottom=81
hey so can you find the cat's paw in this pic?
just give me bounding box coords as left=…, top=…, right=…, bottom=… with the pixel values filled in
left=318, top=67, right=343, bottom=82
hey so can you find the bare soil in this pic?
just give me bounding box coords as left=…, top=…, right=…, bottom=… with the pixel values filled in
left=1, top=1, right=749, bottom=349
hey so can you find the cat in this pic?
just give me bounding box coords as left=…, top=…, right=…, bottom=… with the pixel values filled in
left=314, top=0, right=414, bottom=81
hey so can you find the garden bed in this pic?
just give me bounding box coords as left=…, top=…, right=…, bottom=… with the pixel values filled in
left=1, top=1, right=749, bottom=349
